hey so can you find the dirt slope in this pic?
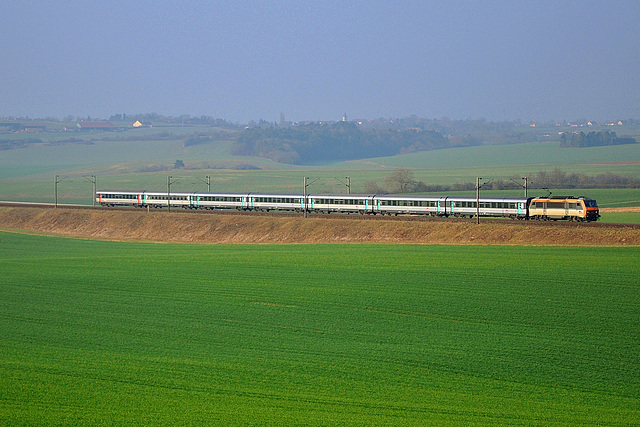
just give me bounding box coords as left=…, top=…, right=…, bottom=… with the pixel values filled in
left=1, top=207, right=639, bottom=245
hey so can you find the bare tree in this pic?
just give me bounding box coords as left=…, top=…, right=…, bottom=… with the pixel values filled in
left=383, top=168, right=419, bottom=193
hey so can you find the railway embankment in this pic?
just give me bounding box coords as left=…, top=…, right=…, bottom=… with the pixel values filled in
left=1, top=206, right=639, bottom=245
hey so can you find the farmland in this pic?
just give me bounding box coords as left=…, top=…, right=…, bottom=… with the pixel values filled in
left=1, top=232, right=638, bottom=424
left=1, top=123, right=639, bottom=214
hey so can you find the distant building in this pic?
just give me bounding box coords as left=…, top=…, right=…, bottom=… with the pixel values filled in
left=132, top=120, right=152, bottom=128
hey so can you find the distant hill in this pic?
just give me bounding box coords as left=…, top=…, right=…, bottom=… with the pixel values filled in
left=232, top=121, right=454, bottom=164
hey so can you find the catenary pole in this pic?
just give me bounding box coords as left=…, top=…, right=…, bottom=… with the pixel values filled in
left=303, top=176, right=307, bottom=218
left=54, top=175, right=59, bottom=208
left=476, top=177, right=482, bottom=224
left=167, top=175, right=171, bottom=212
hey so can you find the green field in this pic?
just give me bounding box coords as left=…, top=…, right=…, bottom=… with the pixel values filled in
left=601, top=211, right=640, bottom=224
left=1, top=232, right=638, bottom=424
left=1, top=125, right=639, bottom=227
left=1, top=124, right=640, bottom=205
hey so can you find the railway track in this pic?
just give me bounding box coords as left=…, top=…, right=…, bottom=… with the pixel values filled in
left=1, top=201, right=638, bottom=230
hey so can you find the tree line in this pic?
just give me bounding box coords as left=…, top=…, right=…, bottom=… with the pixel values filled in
left=232, top=122, right=451, bottom=164
left=560, top=131, right=636, bottom=148
left=363, top=168, right=640, bottom=195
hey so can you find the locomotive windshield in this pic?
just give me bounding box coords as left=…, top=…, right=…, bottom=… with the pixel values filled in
left=584, top=200, right=598, bottom=207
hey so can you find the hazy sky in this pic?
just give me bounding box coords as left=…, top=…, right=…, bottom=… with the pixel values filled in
left=1, top=0, right=639, bottom=123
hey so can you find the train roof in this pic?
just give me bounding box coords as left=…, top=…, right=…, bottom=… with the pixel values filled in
left=374, top=194, right=448, bottom=200
left=309, top=193, right=375, bottom=198
left=532, top=195, right=595, bottom=200
left=192, top=191, right=251, bottom=197
left=247, top=193, right=305, bottom=198
left=446, top=196, right=530, bottom=203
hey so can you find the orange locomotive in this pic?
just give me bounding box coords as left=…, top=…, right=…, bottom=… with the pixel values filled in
left=528, top=196, right=599, bottom=222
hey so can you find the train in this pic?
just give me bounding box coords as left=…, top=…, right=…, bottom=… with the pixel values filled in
left=96, top=190, right=600, bottom=221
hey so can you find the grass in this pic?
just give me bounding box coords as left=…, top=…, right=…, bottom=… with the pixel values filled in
left=599, top=212, right=640, bottom=224
left=0, top=233, right=638, bottom=424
